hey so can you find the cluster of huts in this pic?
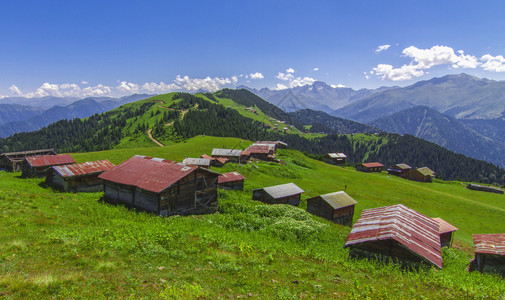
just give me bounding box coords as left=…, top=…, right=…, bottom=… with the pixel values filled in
left=2, top=145, right=504, bottom=276
left=356, top=161, right=436, bottom=183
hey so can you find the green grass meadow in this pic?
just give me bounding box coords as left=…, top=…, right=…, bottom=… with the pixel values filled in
left=1, top=135, right=505, bottom=298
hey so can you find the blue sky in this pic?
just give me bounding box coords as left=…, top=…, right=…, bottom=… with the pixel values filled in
left=1, top=0, right=505, bottom=98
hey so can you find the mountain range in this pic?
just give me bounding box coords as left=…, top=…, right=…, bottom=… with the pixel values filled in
left=0, top=94, right=151, bottom=138
left=244, top=73, right=505, bottom=168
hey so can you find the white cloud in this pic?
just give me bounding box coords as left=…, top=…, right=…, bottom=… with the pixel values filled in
left=274, top=83, right=288, bottom=90
left=330, top=84, right=346, bottom=88
left=376, top=44, right=391, bottom=52
left=141, top=82, right=179, bottom=93
left=116, top=81, right=139, bottom=94
left=313, top=67, right=319, bottom=71
left=81, top=84, right=113, bottom=97
left=174, top=75, right=232, bottom=92
left=249, top=72, right=264, bottom=80
left=373, top=45, right=482, bottom=81
left=276, top=72, right=294, bottom=81
left=9, top=85, right=22, bottom=96
left=373, top=63, right=425, bottom=81
left=276, top=68, right=316, bottom=88
left=81, top=81, right=89, bottom=85
left=481, top=54, right=505, bottom=72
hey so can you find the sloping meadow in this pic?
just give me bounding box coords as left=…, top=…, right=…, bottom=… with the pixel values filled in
left=1, top=168, right=505, bottom=298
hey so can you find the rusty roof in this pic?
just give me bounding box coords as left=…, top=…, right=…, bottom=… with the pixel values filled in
left=98, top=155, right=198, bottom=193
left=432, top=218, right=458, bottom=234
left=473, top=234, right=505, bottom=256
left=26, top=154, right=75, bottom=167
left=52, top=160, right=115, bottom=178
left=245, top=145, right=271, bottom=154
left=361, top=162, right=384, bottom=168
left=344, top=204, right=442, bottom=268
left=218, top=171, right=246, bottom=184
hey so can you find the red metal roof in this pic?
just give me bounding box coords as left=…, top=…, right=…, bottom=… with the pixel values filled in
left=98, top=155, right=197, bottom=193
left=201, top=154, right=215, bottom=161
left=218, top=171, right=246, bottom=184
left=473, top=234, right=505, bottom=256
left=52, top=160, right=115, bottom=178
left=26, top=154, right=75, bottom=167
left=361, top=162, right=384, bottom=168
left=432, top=218, right=458, bottom=234
left=245, top=145, right=271, bottom=154
left=344, top=204, right=443, bottom=268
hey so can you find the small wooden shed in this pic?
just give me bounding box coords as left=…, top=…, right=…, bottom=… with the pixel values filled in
left=182, top=157, right=211, bottom=169
left=211, top=148, right=243, bottom=163
left=201, top=154, right=228, bottom=167
left=0, top=149, right=57, bottom=172
left=306, top=191, right=357, bottom=226
left=432, top=217, right=458, bottom=247
left=324, top=153, right=347, bottom=165
left=218, top=171, right=246, bottom=190
left=46, top=160, right=115, bottom=192
left=99, top=155, right=220, bottom=216
left=387, top=163, right=412, bottom=177
left=344, top=204, right=443, bottom=269
left=244, top=143, right=275, bottom=161
left=471, top=234, right=505, bottom=276
left=407, top=167, right=435, bottom=182
left=255, top=140, right=288, bottom=149
left=252, top=183, right=304, bottom=206
left=356, top=162, right=384, bottom=172
left=22, top=154, right=76, bottom=178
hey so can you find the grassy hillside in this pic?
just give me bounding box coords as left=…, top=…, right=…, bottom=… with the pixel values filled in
left=2, top=136, right=505, bottom=298
left=1, top=89, right=505, bottom=186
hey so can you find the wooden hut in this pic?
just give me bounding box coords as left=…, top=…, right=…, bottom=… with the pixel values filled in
left=182, top=157, right=211, bottom=169
left=201, top=154, right=228, bottom=167
left=471, top=234, right=505, bottom=276
left=387, top=163, right=412, bottom=177
left=466, top=184, right=504, bottom=194
left=324, top=153, right=347, bottom=165
left=99, top=155, right=220, bottom=216
left=252, top=183, right=304, bottom=206
left=432, top=218, right=458, bottom=247
left=407, top=167, right=435, bottom=182
left=244, top=143, right=275, bottom=161
left=344, top=204, right=443, bottom=269
left=0, top=149, right=57, bottom=172
left=356, top=162, right=384, bottom=172
left=22, top=154, right=76, bottom=178
left=255, top=140, right=288, bottom=149
left=306, top=191, right=357, bottom=226
left=46, top=160, right=115, bottom=192
left=218, top=171, right=246, bottom=190
left=211, top=148, right=243, bottom=163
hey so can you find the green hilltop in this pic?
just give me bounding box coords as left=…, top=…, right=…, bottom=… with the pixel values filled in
left=1, top=135, right=505, bottom=298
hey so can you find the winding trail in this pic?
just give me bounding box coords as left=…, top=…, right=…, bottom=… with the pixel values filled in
left=147, top=128, right=165, bottom=147
left=145, top=101, right=198, bottom=147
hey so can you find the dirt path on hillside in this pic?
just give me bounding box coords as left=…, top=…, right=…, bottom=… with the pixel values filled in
left=147, top=128, right=165, bottom=147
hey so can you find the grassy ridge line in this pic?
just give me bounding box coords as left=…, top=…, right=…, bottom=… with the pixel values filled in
left=71, top=135, right=505, bottom=244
